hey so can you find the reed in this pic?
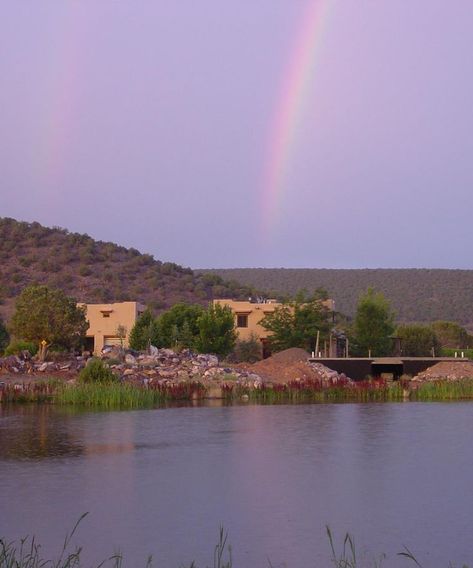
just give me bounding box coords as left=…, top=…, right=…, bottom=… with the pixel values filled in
left=0, top=381, right=56, bottom=403
left=0, top=519, right=467, bottom=568
left=54, top=381, right=206, bottom=408
left=4, top=377, right=473, bottom=407
left=233, top=379, right=406, bottom=404
left=410, top=379, right=473, bottom=401
left=0, top=380, right=206, bottom=408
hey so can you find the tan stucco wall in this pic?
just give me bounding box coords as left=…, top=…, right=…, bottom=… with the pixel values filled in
left=79, top=302, right=145, bottom=353
left=214, top=298, right=336, bottom=344
left=213, top=299, right=279, bottom=342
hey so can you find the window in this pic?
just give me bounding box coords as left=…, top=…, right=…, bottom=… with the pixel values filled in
left=237, top=314, right=248, bottom=328
left=102, top=313, right=110, bottom=318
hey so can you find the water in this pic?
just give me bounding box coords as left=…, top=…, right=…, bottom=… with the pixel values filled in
left=1, top=402, right=473, bottom=567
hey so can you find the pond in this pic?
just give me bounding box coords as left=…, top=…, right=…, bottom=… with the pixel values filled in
left=1, top=402, right=472, bottom=567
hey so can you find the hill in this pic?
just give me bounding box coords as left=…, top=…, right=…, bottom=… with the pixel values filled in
left=0, top=218, right=257, bottom=321
left=197, top=268, right=473, bottom=327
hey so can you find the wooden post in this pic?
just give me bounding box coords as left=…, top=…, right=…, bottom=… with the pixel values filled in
left=315, top=330, right=320, bottom=358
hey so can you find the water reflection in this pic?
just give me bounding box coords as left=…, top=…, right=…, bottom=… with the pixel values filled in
left=0, top=405, right=85, bottom=459
left=1, top=403, right=473, bottom=568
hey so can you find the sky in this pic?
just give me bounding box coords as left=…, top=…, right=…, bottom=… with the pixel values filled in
left=1, top=1, right=473, bottom=269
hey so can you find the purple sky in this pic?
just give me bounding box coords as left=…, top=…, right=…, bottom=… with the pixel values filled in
left=2, top=1, right=473, bottom=269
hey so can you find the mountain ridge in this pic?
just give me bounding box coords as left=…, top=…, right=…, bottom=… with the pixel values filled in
left=196, top=268, right=473, bottom=327
left=0, top=218, right=256, bottom=321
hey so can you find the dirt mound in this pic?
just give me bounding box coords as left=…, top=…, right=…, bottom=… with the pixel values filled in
left=413, top=361, right=473, bottom=382
left=240, top=348, right=350, bottom=384
left=246, top=348, right=310, bottom=383
left=264, top=348, right=311, bottom=364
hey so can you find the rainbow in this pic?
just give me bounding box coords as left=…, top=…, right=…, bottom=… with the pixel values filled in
left=37, top=6, right=86, bottom=190
left=261, top=0, right=332, bottom=240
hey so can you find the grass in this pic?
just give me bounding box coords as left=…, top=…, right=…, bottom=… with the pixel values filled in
left=0, top=380, right=206, bottom=408
left=0, top=517, right=468, bottom=568
left=231, top=379, right=407, bottom=404
left=3, top=377, right=473, bottom=408
left=410, top=379, right=473, bottom=401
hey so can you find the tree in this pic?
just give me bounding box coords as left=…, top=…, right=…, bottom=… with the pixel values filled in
left=116, top=324, right=127, bottom=348
left=157, top=303, right=204, bottom=349
left=0, top=318, right=9, bottom=354
left=9, top=285, right=88, bottom=356
left=260, top=291, right=331, bottom=352
left=351, top=288, right=395, bottom=357
left=430, top=321, right=472, bottom=349
left=195, top=303, right=236, bottom=356
left=397, top=324, right=440, bottom=357
left=129, top=309, right=160, bottom=351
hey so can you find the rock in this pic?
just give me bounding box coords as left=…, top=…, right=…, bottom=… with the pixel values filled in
left=123, top=369, right=135, bottom=376
left=38, top=363, right=49, bottom=372
left=102, top=346, right=124, bottom=360
left=149, top=345, right=158, bottom=356
left=160, top=349, right=177, bottom=358
left=159, top=370, right=176, bottom=379
left=138, top=356, right=158, bottom=366
left=125, top=354, right=137, bottom=365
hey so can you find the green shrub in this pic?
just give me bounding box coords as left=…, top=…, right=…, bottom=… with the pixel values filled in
left=5, top=340, right=38, bottom=356
left=79, top=358, right=118, bottom=383
left=228, top=334, right=262, bottom=363
left=0, top=319, right=9, bottom=355
left=441, top=347, right=473, bottom=359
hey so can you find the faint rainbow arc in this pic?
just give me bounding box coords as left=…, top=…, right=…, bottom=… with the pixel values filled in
left=261, top=0, right=331, bottom=240
left=37, top=6, right=86, bottom=190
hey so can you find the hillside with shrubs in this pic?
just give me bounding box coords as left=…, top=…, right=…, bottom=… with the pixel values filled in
left=0, top=218, right=256, bottom=321
left=199, top=268, right=473, bottom=327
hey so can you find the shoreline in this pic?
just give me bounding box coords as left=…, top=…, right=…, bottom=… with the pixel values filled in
left=3, top=375, right=473, bottom=407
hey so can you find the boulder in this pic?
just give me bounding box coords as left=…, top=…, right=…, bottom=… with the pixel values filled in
left=125, top=354, right=137, bottom=365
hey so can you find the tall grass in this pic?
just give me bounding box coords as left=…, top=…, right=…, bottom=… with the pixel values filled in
left=411, top=379, right=473, bottom=401
left=3, top=378, right=473, bottom=408
left=54, top=381, right=206, bottom=409
left=232, top=379, right=407, bottom=404
left=0, top=381, right=56, bottom=403
left=0, top=380, right=206, bottom=408
left=0, top=519, right=467, bottom=567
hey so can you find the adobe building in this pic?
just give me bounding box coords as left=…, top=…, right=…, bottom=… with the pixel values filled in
left=214, top=298, right=335, bottom=358
left=80, top=301, right=145, bottom=354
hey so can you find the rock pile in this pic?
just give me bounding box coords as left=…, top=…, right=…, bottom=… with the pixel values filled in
left=412, top=361, right=473, bottom=382
left=307, top=361, right=351, bottom=385
left=0, top=353, right=86, bottom=376
left=101, top=347, right=263, bottom=387
left=0, top=346, right=352, bottom=388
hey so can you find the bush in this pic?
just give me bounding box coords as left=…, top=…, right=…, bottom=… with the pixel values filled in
left=441, top=347, right=473, bottom=358
left=228, top=334, right=262, bottom=363
left=5, top=340, right=38, bottom=356
left=0, top=319, right=9, bottom=354
left=79, top=358, right=118, bottom=383
left=397, top=324, right=440, bottom=357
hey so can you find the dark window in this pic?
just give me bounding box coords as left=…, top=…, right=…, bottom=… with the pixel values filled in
left=102, top=313, right=111, bottom=318
left=237, top=314, right=248, bottom=328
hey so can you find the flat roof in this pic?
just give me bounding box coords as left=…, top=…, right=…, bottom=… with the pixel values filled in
left=310, top=357, right=466, bottom=363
